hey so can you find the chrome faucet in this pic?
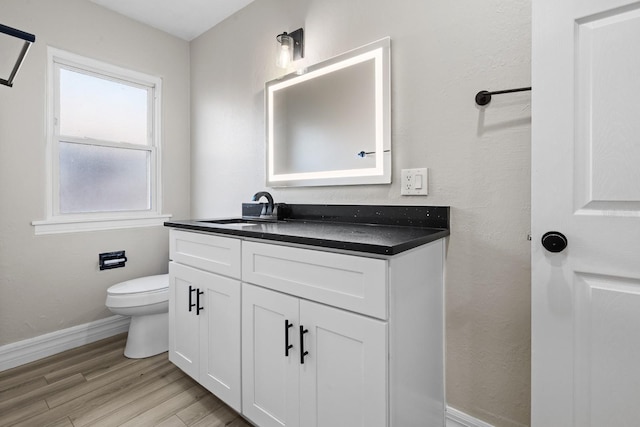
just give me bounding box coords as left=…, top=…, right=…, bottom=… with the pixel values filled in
left=252, top=191, right=275, bottom=218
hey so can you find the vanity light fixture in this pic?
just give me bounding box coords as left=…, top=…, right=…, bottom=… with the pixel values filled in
left=276, top=28, right=304, bottom=69
left=0, top=23, right=36, bottom=87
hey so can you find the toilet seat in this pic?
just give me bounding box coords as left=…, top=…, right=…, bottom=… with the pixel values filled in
left=106, top=274, right=169, bottom=308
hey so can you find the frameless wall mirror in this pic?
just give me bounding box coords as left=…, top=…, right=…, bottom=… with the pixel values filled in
left=266, top=37, right=391, bottom=187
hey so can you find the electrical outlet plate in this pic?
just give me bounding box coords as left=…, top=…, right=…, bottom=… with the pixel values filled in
left=401, top=168, right=428, bottom=196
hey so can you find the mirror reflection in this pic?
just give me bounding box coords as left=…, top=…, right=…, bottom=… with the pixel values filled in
left=266, top=37, right=391, bottom=187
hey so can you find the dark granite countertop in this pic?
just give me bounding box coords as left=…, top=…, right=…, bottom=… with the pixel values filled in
left=165, top=204, right=450, bottom=256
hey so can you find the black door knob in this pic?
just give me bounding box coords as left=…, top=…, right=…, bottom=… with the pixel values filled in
left=541, top=231, right=568, bottom=253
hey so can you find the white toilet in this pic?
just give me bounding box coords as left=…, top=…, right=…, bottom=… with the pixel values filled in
left=105, top=274, right=169, bottom=359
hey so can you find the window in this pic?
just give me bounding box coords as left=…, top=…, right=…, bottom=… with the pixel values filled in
left=33, top=48, right=169, bottom=234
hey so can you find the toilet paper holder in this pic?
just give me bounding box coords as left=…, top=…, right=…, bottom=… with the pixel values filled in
left=99, top=250, right=127, bottom=270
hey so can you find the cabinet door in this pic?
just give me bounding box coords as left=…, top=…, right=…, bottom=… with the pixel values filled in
left=168, top=262, right=200, bottom=380
left=199, top=271, right=241, bottom=412
left=242, top=284, right=300, bottom=427
left=299, top=300, right=388, bottom=427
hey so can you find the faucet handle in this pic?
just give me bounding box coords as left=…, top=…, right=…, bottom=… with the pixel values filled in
left=272, top=203, right=288, bottom=220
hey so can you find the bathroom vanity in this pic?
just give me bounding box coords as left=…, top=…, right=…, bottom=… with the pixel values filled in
left=165, top=204, right=449, bottom=427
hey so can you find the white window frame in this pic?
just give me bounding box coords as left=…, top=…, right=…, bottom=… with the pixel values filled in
left=33, top=47, right=170, bottom=235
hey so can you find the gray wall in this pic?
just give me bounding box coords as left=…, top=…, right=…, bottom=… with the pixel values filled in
left=0, top=0, right=190, bottom=344
left=190, top=0, right=531, bottom=426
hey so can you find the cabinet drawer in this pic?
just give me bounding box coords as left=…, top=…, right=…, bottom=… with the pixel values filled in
left=242, top=241, right=388, bottom=319
left=170, top=229, right=241, bottom=279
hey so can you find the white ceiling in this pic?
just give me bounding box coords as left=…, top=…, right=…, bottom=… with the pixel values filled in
left=89, top=0, right=255, bottom=41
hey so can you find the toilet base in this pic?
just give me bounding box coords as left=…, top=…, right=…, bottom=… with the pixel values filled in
left=124, top=312, right=168, bottom=358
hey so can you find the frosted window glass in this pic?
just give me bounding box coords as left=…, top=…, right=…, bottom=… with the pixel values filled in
left=59, top=142, right=150, bottom=213
left=59, top=68, right=148, bottom=145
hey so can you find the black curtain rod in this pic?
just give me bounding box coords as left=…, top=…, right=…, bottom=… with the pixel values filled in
left=475, top=86, right=531, bottom=106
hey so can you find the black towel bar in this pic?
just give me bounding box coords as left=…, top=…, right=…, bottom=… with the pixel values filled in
left=0, top=23, right=36, bottom=87
left=475, top=87, right=531, bottom=106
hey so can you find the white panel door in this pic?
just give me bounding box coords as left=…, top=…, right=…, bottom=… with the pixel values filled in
left=299, top=300, right=387, bottom=427
left=168, top=262, right=200, bottom=380
left=532, top=1, right=640, bottom=425
left=242, top=284, right=300, bottom=427
left=199, top=271, right=241, bottom=412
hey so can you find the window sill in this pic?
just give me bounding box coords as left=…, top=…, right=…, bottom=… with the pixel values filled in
left=32, top=214, right=172, bottom=235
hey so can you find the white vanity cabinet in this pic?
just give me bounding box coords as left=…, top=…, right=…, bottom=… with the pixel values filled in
left=168, top=230, right=242, bottom=412
left=168, top=228, right=446, bottom=427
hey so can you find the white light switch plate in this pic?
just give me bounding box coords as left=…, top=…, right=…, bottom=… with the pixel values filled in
left=401, top=168, right=429, bottom=196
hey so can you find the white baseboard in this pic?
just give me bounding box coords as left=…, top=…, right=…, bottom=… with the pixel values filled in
left=447, top=406, right=495, bottom=427
left=0, top=315, right=130, bottom=372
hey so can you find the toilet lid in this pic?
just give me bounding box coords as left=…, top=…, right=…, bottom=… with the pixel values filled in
left=107, top=274, right=169, bottom=295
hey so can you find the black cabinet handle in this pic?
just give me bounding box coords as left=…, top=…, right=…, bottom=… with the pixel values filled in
left=299, top=325, right=309, bottom=364
left=188, top=285, right=196, bottom=312
left=196, top=289, right=204, bottom=315
left=285, top=320, right=293, bottom=357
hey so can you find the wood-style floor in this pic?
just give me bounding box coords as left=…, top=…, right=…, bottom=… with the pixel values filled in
left=0, top=334, right=252, bottom=427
